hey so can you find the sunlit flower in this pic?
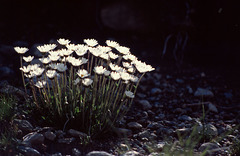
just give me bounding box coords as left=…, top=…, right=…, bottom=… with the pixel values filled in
left=127, top=67, right=135, bottom=73
left=122, top=62, right=132, bottom=68
left=46, top=70, right=57, bottom=79
left=110, top=71, right=120, bottom=81
left=75, top=46, right=88, bottom=56
left=70, top=58, right=82, bottom=67
left=14, top=47, right=29, bottom=54
left=109, top=63, right=120, bottom=71
left=125, top=91, right=134, bottom=98
left=56, top=63, right=67, bottom=72
left=39, top=57, right=51, bottom=64
left=24, top=72, right=36, bottom=79
left=82, top=78, right=93, bottom=86
left=48, top=63, right=58, bottom=70
left=123, top=54, right=137, bottom=61
left=130, top=75, right=139, bottom=83
left=35, top=80, right=46, bottom=89
left=74, top=78, right=81, bottom=85
left=89, top=47, right=103, bottom=57
left=77, top=69, right=89, bottom=78
left=134, top=60, right=155, bottom=73
left=84, top=39, right=98, bottom=47
left=57, top=38, right=71, bottom=45
left=22, top=56, right=34, bottom=63
left=80, top=58, right=88, bottom=64
left=108, top=51, right=119, bottom=60
left=99, top=53, right=109, bottom=60
left=116, top=46, right=130, bottom=55
left=58, top=49, right=73, bottom=56
left=106, top=40, right=120, bottom=48
left=33, top=67, right=44, bottom=77
left=49, top=53, right=60, bottom=62
left=94, top=66, right=106, bottom=75
left=97, top=45, right=111, bottom=53
left=20, top=66, right=31, bottom=73
left=37, top=44, right=56, bottom=53
left=120, top=72, right=131, bottom=81
left=66, top=44, right=77, bottom=51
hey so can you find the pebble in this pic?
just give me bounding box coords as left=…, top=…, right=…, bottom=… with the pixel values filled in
left=123, top=150, right=140, bottom=156
left=175, top=128, right=191, bottom=136
left=72, top=148, right=82, bottom=156
left=178, top=115, right=192, bottom=122
left=22, top=132, right=44, bottom=146
left=86, top=151, right=114, bottom=156
left=176, top=78, right=184, bottom=83
left=150, top=88, right=162, bottom=95
left=194, top=88, right=214, bottom=97
left=138, top=100, right=152, bottom=110
left=147, top=122, right=164, bottom=130
left=113, top=128, right=132, bottom=137
left=44, top=131, right=56, bottom=141
left=57, top=137, right=75, bottom=144
left=127, top=122, right=143, bottom=130
left=18, top=146, right=41, bottom=156
left=136, top=130, right=157, bottom=140
left=68, top=129, right=88, bottom=138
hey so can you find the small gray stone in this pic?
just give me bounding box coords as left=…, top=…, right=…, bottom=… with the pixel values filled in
left=13, top=119, right=34, bottom=132
left=147, top=122, right=164, bottom=130
left=72, top=148, right=81, bottom=156
left=22, top=132, right=44, bottom=146
left=137, top=130, right=157, bottom=140
left=51, top=152, right=63, bottom=156
left=151, top=88, right=162, bottom=95
left=197, top=123, right=218, bottom=137
left=176, top=78, right=184, bottom=83
left=175, top=128, right=191, bottom=136
left=138, top=100, right=152, bottom=110
left=127, top=122, right=143, bottom=130
left=148, top=152, right=161, bottom=156
left=44, top=131, right=56, bottom=141
left=113, top=128, right=132, bottom=137
left=187, top=85, right=193, bottom=94
left=194, top=88, right=214, bottom=97
left=68, top=129, right=88, bottom=138
left=86, top=151, right=114, bottom=156
left=18, top=146, right=41, bottom=156
left=178, top=115, right=192, bottom=122
left=198, top=142, right=220, bottom=152
left=119, top=143, right=129, bottom=151
left=57, top=137, right=75, bottom=144
left=123, top=150, right=140, bottom=156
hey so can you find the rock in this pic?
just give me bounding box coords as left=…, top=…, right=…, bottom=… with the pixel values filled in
left=18, top=146, right=41, bottom=156
left=155, top=142, right=166, bottom=151
left=173, top=108, right=186, bottom=114
left=136, top=93, right=146, bottom=98
left=208, top=103, right=218, bottom=113
left=197, top=123, right=218, bottom=138
left=123, top=150, right=140, bottom=156
left=0, top=82, right=27, bottom=98
left=138, top=100, right=152, bottom=110
left=68, top=129, right=88, bottom=139
left=136, top=130, right=157, bottom=140
left=0, top=66, right=15, bottom=79
left=224, top=92, right=233, bottom=99
left=22, top=132, right=44, bottom=146
left=194, top=88, right=214, bottom=97
left=57, top=137, right=75, bottom=144
left=186, top=85, right=193, bottom=94
left=44, top=131, right=56, bottom=141
left=157, top=127, right=174, bottom=136
left=175, top=128, right=191, bottom=136
left=148, top=152, right=161, bottom=156
left=147, top=122, right=164, bottom=130
left=178, top=115, right=192, bottom=122
left=127, top=122, right=143, bottom=130
left=119, top=143, right=129, bottom=151
left=51, top=152, right=63, bottom=156
left=86, top=151, right=114, bottom=156
left=13, top=119, right=34, bottom=132
left=72, top=148, right=82, bottom=156
left=198, top=142, right=220, bottom=153
left=113, top=128, right=132, bottom=137
left=176, top=78, right=184, bottom=83
left=150, top=88, right=162, bottom=95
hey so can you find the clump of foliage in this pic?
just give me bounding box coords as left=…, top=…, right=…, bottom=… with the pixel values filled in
left=15, top=38, right=154, bottom=137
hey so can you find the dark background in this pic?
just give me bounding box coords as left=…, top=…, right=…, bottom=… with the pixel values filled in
left=0, top=0, right=240, bottom=86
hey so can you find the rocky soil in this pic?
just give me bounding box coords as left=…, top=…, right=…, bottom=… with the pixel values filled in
left=0, top=62, right=240, bottom=156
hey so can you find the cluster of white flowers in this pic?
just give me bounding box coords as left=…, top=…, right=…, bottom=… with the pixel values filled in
left=15, top=38, right=155, bottom=99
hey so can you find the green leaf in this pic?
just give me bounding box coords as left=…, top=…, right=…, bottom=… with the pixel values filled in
left=75, top=107, right=80, bottom=113
left=41, top=116, right=46, bottom=120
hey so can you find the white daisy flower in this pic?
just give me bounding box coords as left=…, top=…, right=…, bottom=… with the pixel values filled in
left=20, top=66, right=31, bottom=73
left=48, top=63, right=58, bottom=70
left=127, top=67, right=135, bottom=73
left=23, top=56, right=34, bottom=63
left=56, top=63, right=67, bottom=72
left=109, top=63, right=120, bottom=71
left=46, top=70, right=57, bottom=79
left=71, top=58, right=82, bottom=67
left=123, top=54, right=137, bottom=61
left=37, top=44, right=56, bottom=53
left=125, top=91, right=135, bottom=98
left=77, top=69, right=89, bottom=78
left=74, top=78, right=81, bottom=85
left=24, top=72, right=36, bottom=79
left=94, top=66, right=106, bottom=75
left=134, top=60, right=155, bottom=73
left=120, top=72, right=131, bottom=81
left=39, top=57, right=51, bottom=64
left=82, top=78, right=93, bottom=86
left=33, top=67, right=45, bottom=77
left=14, top=47, right=29, bottom=54
left=89, top=47, right=103, bottom=57
left=104, top=70, right=110, bottom=76
left=106, top=40, right=120, bottom=48
left=122, top=62, right=132, bottom=68
left=99, top=53, right=109, bottom=60
left=97, top=45, right=111, bottom=53
left=57, top=38, right=71, bottom=45
left=75, top=47, right=88, bottom=56
left=59, top=49, right=73, bottom=56
left=35, top=80, right=46, bottom=89
left=130, top=75, right=139, bottom=83
left=66, top=44, right=77, bottom=51
left=49, top=54, right=60, bottom=62
left=116, top=46, right=130, bottom=55
left=84, top=39, right=98, bottom=47
left=29, top=64, right=41, bottom=71
left=110, top=71, right=120, bottom=81
left=80, top=58, right=88, bottom=64
left=108, top=51, right=119, bottom=60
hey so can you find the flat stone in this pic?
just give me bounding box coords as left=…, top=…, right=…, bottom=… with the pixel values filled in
left=57, top=137, right=75, bottom=144
left=147, top=122, right=164, bottom=130
left=86, top=151, right=114, bottom=156
left=178, top=115, right=192, bottom=122
left=123, top=150, right=140, bottom=156
left=194, top=88, right=214, bottom=97
left=68, top=129, right=88, bottom=138
left=22, top=132, right=44, bottom=146
left=18, top=146, right=41, bottom=156
left=13, top=119, right=34, bottom=132
left=198, top=142, right=220, bottom=152
left=138, top=100, right=152, bottom=110
left=44, top=131, right=56, bottom=141
left=127, top=122, right=143, bottom=130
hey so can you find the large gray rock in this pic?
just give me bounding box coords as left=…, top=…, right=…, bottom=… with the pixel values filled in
left=127, top=122, right=143, bottom=130
left=86, top=151, right=114, bottom=156
left=22, top=132, right=44, bottom=146
left=138, top=100, right=152, bottom=110
left=18, top=146, right=41, bottom=156
left=197, top=123, right=218, bottom=138
left=44, top=131, right=56, bottom=141
left=194, top=88, right=214, bottom=97
left=68, top=129, right=88, bottom=138
left=13, top=119, right=34, bottom=132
